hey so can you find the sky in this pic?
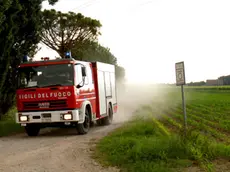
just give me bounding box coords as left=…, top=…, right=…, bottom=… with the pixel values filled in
left=35, top=0, right=230, bottom=84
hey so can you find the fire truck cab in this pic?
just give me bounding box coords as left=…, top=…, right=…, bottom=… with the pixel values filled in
left=15, top=57, right=117, bottom=136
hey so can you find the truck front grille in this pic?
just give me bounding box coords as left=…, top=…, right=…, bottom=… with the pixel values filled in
left=23, top=100, right=67, bottom=110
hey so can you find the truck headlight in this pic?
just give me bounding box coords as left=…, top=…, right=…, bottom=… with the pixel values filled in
left=20, top=115, right=28, bottom=122
left=63, top=114, right=72, bottom=120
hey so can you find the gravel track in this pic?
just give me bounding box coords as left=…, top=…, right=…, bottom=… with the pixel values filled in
left=0, top=122, right=122, bottom=172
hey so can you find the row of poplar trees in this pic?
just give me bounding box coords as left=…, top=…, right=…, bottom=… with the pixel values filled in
left=0, top=0, right=125, bottom=117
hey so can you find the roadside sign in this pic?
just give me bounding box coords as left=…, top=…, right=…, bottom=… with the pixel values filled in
left=175, top=61, right=187, bottom=136
left=175, top=61, right=186, bottom=86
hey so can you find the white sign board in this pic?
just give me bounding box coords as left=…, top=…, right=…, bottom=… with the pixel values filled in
left=175, top=61, right=186, bottom=86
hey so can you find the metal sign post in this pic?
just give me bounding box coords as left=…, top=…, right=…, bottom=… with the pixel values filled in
left=175, top=61, right=187, bottom=136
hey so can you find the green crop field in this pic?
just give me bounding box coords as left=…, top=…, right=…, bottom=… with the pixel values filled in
left=94, top=86, right=230, bottom=172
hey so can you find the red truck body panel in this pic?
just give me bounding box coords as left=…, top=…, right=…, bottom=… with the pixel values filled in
left=16, top=86, right=76, bottom=112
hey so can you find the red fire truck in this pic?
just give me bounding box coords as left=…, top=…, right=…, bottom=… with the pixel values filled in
left=15, top=56, right=117, bottom=136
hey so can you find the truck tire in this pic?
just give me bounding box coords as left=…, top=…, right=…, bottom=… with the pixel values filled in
left=102, top=105, right=113, bottom=125
left=25, top=124, right=40, bottom=136
left=77, top=108, right=90, bottom=134
left=96, top=119, right=103, bottom=126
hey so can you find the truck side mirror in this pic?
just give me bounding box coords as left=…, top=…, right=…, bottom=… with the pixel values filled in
left=81, top=66, right=86, bottom=77
left=76, top=84, right=81, bottom=89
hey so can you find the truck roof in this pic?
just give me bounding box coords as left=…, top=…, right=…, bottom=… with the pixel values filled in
left=18, top=58, right=89, bottom=68
left=18, top=58, right=114, bottom=70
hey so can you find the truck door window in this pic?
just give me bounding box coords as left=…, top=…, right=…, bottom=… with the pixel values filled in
left=74, top=64, right=89, bottom=86
left=84, top=67, right=89, bottom=85
left=75, top=64, right=83, bottom=86
left=87, top=66, right=93, bottom=84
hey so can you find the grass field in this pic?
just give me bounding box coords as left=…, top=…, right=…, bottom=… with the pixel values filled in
left=0, top=107, right=23, bottom=137
left=94, top=86, right=230, bottom=172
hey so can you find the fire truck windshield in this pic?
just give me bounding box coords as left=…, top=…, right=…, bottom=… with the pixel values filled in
left=17, top=64, right=74, bottom=88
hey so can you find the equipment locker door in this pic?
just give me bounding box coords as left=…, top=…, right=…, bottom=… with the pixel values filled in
left=97, top=70, right=107, bottom=116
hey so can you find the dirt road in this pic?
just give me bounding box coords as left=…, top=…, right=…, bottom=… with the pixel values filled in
left=0, top=122, right=122, bottom=172
left=0, top=84, right=157, bottom=172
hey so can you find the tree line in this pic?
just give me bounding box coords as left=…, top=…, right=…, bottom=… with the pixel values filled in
left=0, top=0, right=125, bottom=117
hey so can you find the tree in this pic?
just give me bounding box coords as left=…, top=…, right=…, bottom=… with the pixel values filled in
left=48, top=0, right=59, bottom=5
left=40, top=10, right=125, bottom=81
left=71, top=41, right=116, bottom=63
left=115, top=65, right=126, bottom=81
left=0, top=0, right=22, bottom=116
left=0, top=0, right=58, bottom=117
left=71, top=40, right=125, bottom=81
left=40, top=9, right=102, bottom=58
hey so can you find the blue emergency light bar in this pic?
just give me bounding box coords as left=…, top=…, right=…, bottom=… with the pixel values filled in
left=65, top=51, right=72, bottom=58
left=22, top=55, right=28, bottom=62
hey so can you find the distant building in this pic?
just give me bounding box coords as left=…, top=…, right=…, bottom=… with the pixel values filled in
left=190, top=74, right=230, bottom=86
left=218, top=75, right=230, bottom=85
left=206, top=79, right=218, bottom=86
left=218, top=76, right=224, bottom=85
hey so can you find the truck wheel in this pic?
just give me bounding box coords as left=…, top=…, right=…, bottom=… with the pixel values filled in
left=25, top=124, right=40, bottom=136
left=77, top=108, right=90, bottom=134
left=102, top=105, right=113, bottom=125
left=96, top=119, right=103, bottom=126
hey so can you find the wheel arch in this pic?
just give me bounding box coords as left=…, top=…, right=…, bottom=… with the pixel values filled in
left=108, top=101, right=113, bottom=114
left=85, top=104, right=92, bottom=120
left=79, top=100, right=93, bottom=123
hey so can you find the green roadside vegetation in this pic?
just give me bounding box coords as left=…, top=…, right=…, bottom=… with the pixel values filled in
left=94, top=86, right=230, bottom=172
left=0, top=107, right=23, bottom=137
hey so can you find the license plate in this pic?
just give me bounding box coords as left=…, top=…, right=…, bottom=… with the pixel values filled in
left=41, top=113, right=51, bottom=122
left=42, top=117, right=51, bottom=122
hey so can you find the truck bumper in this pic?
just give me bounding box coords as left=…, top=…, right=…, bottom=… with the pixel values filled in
left=15, top=109, right=81, bottom=124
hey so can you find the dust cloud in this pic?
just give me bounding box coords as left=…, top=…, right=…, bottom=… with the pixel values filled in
left=113, top=81, right=171, bottom=124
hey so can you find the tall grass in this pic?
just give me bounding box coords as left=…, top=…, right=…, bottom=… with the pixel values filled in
left=94, top=117, right=230, bottom=172
left=0, top=107, right=23, bottom=137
